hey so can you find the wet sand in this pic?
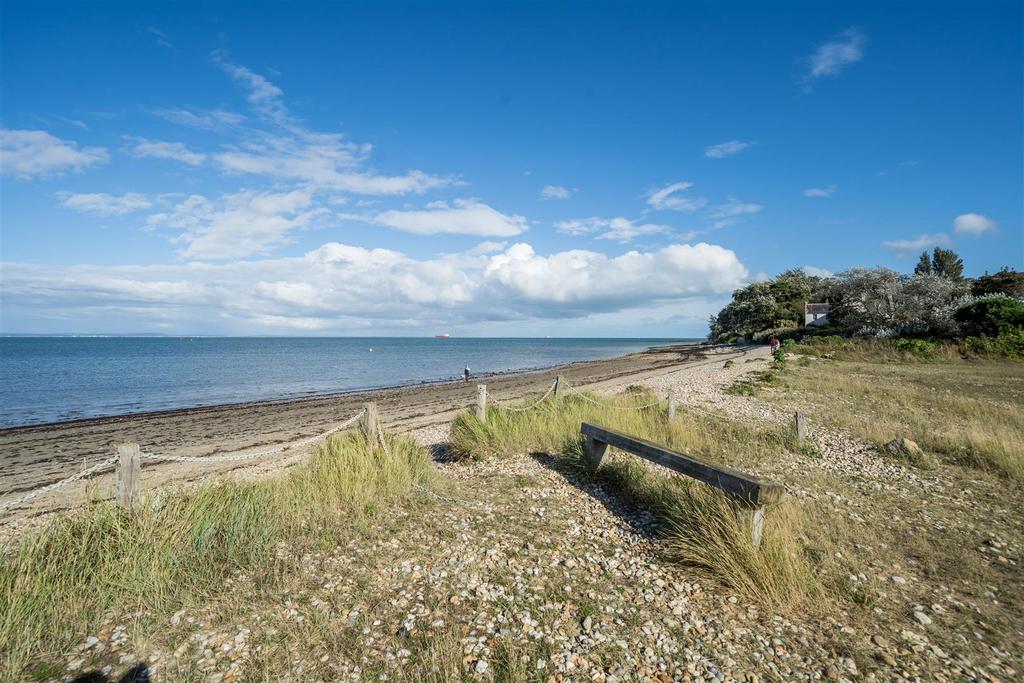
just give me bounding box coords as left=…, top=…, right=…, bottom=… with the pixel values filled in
left=0, top=343, right=750, bottom=520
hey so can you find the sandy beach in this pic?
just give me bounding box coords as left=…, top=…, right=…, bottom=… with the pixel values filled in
left=0, top=343, right=750, bottom=520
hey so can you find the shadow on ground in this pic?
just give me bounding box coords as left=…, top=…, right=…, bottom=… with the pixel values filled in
left=527, top=451, right=660, bottom=540
left=72, top=663, right=149, bottom=683
left=428, top=442, right=455, bottom=462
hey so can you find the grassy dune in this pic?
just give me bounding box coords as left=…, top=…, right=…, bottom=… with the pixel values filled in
left=0, top=430, right=433, bottom=680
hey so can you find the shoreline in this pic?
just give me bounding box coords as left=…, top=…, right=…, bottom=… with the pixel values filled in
left=0, top=342, right=747, bottom=518
left=0, top=341, right=712, bottom=434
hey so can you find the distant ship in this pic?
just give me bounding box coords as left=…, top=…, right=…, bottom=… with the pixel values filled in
left=433, top=333, right=450, bottom=339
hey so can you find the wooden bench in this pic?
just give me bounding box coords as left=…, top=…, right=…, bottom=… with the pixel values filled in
left=581, top=422, right=785, bottom=546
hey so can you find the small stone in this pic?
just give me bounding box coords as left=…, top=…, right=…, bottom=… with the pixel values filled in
left=891, top=576, right=907, bottom=585
left=872, top=634, right=890, bottom=649
left=912, top=611, right=932, bottom=626
left=474, top=659, right=489, bottom=674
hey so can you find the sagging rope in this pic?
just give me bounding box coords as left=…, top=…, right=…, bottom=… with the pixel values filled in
left=0, top=455, right=119, bottom=513
left=140, top=409, right=366, bottom=463
left=562, top=383, right=664, bottom=410
left=0, top=408, right=367, bottom=516
left=485, top=378, right=559, bottom=412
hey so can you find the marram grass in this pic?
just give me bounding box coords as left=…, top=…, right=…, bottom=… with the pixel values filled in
left=0, top=430, right=433, bottom=680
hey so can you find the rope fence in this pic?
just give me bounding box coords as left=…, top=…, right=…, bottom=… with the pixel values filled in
left=0, top=455, right=119, bottom=514
left=483, top=378, right=558, bottom=412
left=0, top=407, right=369, bottom=520
left=476, top=375, right=671, bottom=420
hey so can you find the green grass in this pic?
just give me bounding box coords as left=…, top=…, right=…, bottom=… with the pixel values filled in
left=0, top=430, right=433, bottom=680
left=451, top=389, right=826, bottom=608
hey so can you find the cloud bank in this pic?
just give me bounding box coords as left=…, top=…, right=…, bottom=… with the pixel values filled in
left=2, top=241, right=748, bottom=332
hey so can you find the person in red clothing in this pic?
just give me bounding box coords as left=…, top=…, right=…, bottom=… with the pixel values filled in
left=769, top=337, right=780, bottom=354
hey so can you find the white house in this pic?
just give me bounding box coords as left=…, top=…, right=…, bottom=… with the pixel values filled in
left=805, top=302, right=830, bottom=327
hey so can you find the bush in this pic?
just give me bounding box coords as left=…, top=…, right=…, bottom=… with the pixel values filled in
left=960, top=329, right=1024, bottom=359
left=954, top=295, right=1024, bottom=337
left=894, top=338, right=937, bottom=357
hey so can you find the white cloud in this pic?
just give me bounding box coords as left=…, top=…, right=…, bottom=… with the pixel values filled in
left=152, top=108, right=246, bottom=130
left=555, top=217, right=672, bottom=243
left=0, top=129, right=109, bottom=180
left=704, top=141, right=751, bottom=159
left=881, top=233, right=952, bottom=258
left=953, top=213, right=997, bottom=236
left=1, top=241, right=748, bottom=331
left=150, top=57, right=456, bottom=198
left=212, top=50, right=287, bottom=122
left=540, top=185, right=574, bottom=200
left=482, top=243, right=748, bottom=312
left=147, top=27, right=173, bottom=49
left=708, top=198, right=762, bottom=228
left=215, top=139, right=446, bottom=195
left=369, top=199, right=527, bottom=237
left=646, top=182, right=706, bottom=212
left=147, top=189, right=327, bottom=259
left=193, top=56, right=451, bottom=196
left=802, top=265, right=833, bottom=278
left=803, top=185, right=836, bottom=197
left=806, top=28, right=865, bottom=83
left=59, top=192, right=152, bottom=215
left=126, top=136, right=206, bottom=166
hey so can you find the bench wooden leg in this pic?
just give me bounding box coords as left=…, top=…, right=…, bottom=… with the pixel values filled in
left=584, top=436, right=609, bottom=469
left=750, top=506, right=765, bottom=547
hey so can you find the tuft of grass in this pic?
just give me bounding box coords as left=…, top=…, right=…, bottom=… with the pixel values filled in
left=0, top=430, right=433, bottom=679
left=450, top=390, right=669, bottom=462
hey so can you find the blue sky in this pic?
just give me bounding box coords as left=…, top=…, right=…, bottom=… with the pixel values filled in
left=1, top=0, right=1021, bottom=336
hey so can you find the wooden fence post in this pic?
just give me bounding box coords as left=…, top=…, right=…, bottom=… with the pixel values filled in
left=667, top=392, right=677, bottom=422
left=554, top=375, right=564, bottom=399
left=793, top=411, right=807, bottom=444
left=363, top=402, right=379, bottom=452
left=476, top=385, right=487, bottom=422
left=116, top=441, right=141, bottom=511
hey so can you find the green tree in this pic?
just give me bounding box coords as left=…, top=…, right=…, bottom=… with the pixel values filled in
left=955, top=296, right=1024, bottom=337
left=913, top=251, right=932, bottom=275
left=972, top=267, right=1024, bottom=297
left=931, top=247, right=964, bottom=281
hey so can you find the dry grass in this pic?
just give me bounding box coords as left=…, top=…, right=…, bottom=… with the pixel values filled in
left=0, top=430, right=433, bottom=680
left=786, top=355, right=1024, bottom=480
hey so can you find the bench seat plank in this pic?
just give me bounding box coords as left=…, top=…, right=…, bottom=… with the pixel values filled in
left=581, top=422, right=784, bottom=506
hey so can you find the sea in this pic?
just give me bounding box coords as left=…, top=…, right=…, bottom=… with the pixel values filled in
left=0, top=337, right=697, bottom=429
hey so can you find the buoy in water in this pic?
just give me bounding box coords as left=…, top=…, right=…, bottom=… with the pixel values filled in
left=369, top=348, right=373, bottom=352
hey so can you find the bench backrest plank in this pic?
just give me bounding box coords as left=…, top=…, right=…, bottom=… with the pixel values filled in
left=580, top=422, right=784, bottom=506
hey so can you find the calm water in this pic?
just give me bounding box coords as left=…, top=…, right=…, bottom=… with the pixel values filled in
left=0, top=337, right=695, bottom=428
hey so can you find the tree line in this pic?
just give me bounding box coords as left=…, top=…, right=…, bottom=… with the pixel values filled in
left=709, top=248, right=1024, bottom=343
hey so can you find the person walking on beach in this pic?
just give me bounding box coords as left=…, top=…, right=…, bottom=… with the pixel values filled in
left=464, top=366, right=471, bottom=382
